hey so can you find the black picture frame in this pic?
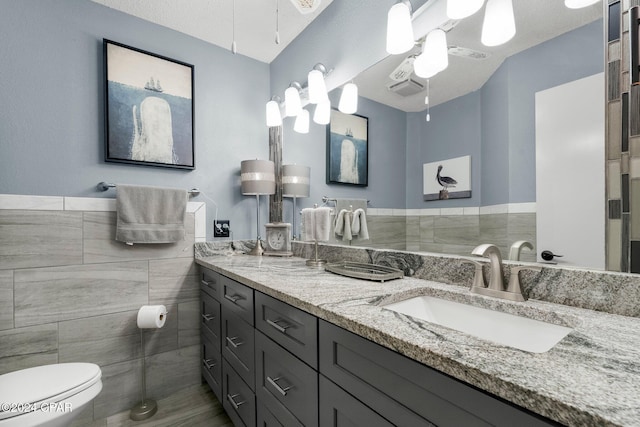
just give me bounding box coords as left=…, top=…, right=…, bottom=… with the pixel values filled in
left=103, top=39, right=195, bottom=170
left=326, top=109, right=369, bottom=186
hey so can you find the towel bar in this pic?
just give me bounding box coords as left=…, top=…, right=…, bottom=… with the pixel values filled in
left=321, top=196, right=370, bottom=204
left=97, top=182, right=200, bottom=197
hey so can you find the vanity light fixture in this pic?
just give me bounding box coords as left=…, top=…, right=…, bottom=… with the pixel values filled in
left=481, top=0, right=516, bottom=47
left=266, top=96, right=283, bottom=127
left=308, top=63, right=329, bottom=104
left=294, top=109, right=310, bottom=133
left=386, top=1, right=415, bottom=55
left=285, top=82, right=303, bottom=117
left=338, top=82, right=358, bottom=114
left=241, top=159, right=276, bottom=256
left=414, top=29, right=448, bottom=78
left=447, top=0, right=485, bottom=19
left=564, top=0, right=600, bottom=8
left=313, top=99, right=331, bottom=125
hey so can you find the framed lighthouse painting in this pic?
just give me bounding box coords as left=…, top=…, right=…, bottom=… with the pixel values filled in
left=423, top=155, right=471, bottom=201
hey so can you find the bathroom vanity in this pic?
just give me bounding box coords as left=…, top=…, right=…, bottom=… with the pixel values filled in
left=196, top=251, right=640, bottom=426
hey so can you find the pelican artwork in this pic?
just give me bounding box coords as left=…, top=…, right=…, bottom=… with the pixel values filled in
left=436, top=165, right=457, bottom=199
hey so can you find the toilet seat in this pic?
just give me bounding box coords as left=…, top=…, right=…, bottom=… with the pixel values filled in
left=0, top=363, right=102, bottom=421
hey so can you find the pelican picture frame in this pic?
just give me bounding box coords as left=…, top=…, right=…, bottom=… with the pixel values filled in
left=104, top=39, right=195, bottom=170
left=423, top=155, right=471, bottom=201
left=326, top=109, right=368, bottom=186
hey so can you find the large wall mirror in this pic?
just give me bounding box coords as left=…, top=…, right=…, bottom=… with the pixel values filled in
left=326, top=0, right=606, bottom=271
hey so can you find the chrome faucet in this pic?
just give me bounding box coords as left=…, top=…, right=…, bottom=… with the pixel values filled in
left=509, top=240, right=533, bottom=261
left=470, top=244, right=541, bottom=302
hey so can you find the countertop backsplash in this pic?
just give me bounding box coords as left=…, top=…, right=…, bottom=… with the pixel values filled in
left=195, top=240, right=640, bottom=318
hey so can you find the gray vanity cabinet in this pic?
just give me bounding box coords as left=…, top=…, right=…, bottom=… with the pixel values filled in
left=319, top=375, right=395, bottom=427
left=319, top=320, right=558, bottom=427
left=200, top=270, right=223, bottom=401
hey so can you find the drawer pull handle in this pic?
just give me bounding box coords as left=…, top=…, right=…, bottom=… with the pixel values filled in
left=227, top=393, right=246, bottom=410
left=267, top=376, right=292, bottom=397
left=224, top=294, right=242, bottom=304
left=202, top=358, right=217, bottom=370
left=201, top=314, right=215, bottom=322
left=266, top=318, right=291, bottom=334
left=201, top=279, right=216, bottom=287
left=226, top=336, right=244, bottom=348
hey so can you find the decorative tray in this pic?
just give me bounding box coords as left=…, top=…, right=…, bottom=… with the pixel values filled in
left=324, top=261, right=404, bottom=282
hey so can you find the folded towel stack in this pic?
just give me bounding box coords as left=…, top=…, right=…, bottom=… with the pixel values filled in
left=115, top=184, right=187, bottom=244
left=301, top=207, right=333, bottom=242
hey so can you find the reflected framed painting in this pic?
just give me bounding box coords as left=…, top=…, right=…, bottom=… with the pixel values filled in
left=326, top=109, right=368, bottom=186
left=103, top=39, right=195, bottom=169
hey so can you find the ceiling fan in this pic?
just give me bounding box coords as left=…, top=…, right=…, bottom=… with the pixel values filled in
left=289, top=0, right=322, bottom=14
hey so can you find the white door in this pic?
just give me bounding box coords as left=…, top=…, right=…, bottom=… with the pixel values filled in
left=535, top=72, right=605, bottom=269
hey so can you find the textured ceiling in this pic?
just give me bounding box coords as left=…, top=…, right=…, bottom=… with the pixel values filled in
left=355, top=0, right=603, bottom=111
left=90, top=0, right=333, bottom=63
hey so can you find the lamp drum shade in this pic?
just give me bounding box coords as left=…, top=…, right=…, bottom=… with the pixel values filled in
left=241, top=160, right=276, bottom=195
left=282, top=165, right=310, bottom=197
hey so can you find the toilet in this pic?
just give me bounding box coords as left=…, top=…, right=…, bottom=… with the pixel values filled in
left=0, top=363, right=102, bottom=427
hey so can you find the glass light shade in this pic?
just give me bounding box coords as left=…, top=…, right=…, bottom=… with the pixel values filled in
left=240, top=160, right=276, bottom=195
left=338, top=83, right=358, bottom=114
left=414, top=30, right=448, bottom=79
left=447, top=0, right=484, bottom=19
left=481, top=0, right=516, bottom=47
left=284, top=86, right=302, bottom=117
left=564, top=0, right=600, bottom=8
left=265, top=100, right=282, bottom=127
left=313, top=100, right=331, bottom=125
left=282, top=165, right=310, bottom=197
left=308, top=69, right=328, bottom=104
left=293, top=109, right=310, bottom=134
left=386, top=2, right=415, bottom=55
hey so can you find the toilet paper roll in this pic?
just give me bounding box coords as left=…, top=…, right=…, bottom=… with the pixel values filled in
left=137, top=305, right=167, bottom=329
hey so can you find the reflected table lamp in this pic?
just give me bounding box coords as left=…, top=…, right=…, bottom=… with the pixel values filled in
left=282, top=164, right=310, bottom=240
left=241, top=159, right=276, bottom=256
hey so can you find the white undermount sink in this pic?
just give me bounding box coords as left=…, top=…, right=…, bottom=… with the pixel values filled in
left=383, top=296, right=573, bottom=353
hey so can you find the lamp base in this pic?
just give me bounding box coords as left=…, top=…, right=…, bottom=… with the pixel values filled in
left=306, top=259, right=327, bottom=268
left=130, top=399, right=158, bottom=421
left=247, top=239, right=265, bottom=256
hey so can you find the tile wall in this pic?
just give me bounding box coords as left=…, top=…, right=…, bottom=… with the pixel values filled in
left=0, top=194, right=206, bottom=424
left=606, top=0, right=640, bottom=272
left=341, top=204, right=537, bottom=261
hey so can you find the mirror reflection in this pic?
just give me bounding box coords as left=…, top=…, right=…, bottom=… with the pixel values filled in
left=326, top=0, right=604, bottom=270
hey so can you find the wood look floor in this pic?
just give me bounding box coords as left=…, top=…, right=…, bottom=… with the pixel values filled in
left=100, top=384, right=233, bottom=427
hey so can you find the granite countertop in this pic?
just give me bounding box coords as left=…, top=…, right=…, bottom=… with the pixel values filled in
left=195, top=254, right=640, bottom=427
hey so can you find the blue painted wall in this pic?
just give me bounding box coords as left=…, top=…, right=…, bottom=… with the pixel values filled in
left=0, top=0, right=270, bottom=240
left=406, top=19, right=604, bottom=208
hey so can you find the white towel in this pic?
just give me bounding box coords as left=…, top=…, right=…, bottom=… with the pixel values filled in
left=315, top=207, right=332, bottom=242
left=334, top=209, right=353, bottom=241
left=301, top=208, right=316, bottom=241
left=351, top=208, right=369, bottom=241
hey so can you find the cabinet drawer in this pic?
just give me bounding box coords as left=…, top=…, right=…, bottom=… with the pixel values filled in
left=255, top=331, right=318, bottom=427
left=319, top=375, right=394, bottom=427
left=255, top=291, right=318, bottom=368
left=221, top=277, right=254, bottom=326
left=201, top=291, right=221, bottom=344
left=223, top=359, right=256, bottom=427
left=201, top=268, right=222, bottom=300
left=222, top=308, right=255, bottom=391
left=319, top=320, right=556, bottom=427
left=257, top=403, right=284, bottom=427
left=201, top=332, right=222, bottom=402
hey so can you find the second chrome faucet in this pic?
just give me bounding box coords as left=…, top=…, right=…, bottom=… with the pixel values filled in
left=466, top=244, right=541, bottom=302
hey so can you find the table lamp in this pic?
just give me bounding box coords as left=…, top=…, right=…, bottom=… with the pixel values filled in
left=241, top=159, right=276, bottom=256
left=282, top=164, right=310, bottom=240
